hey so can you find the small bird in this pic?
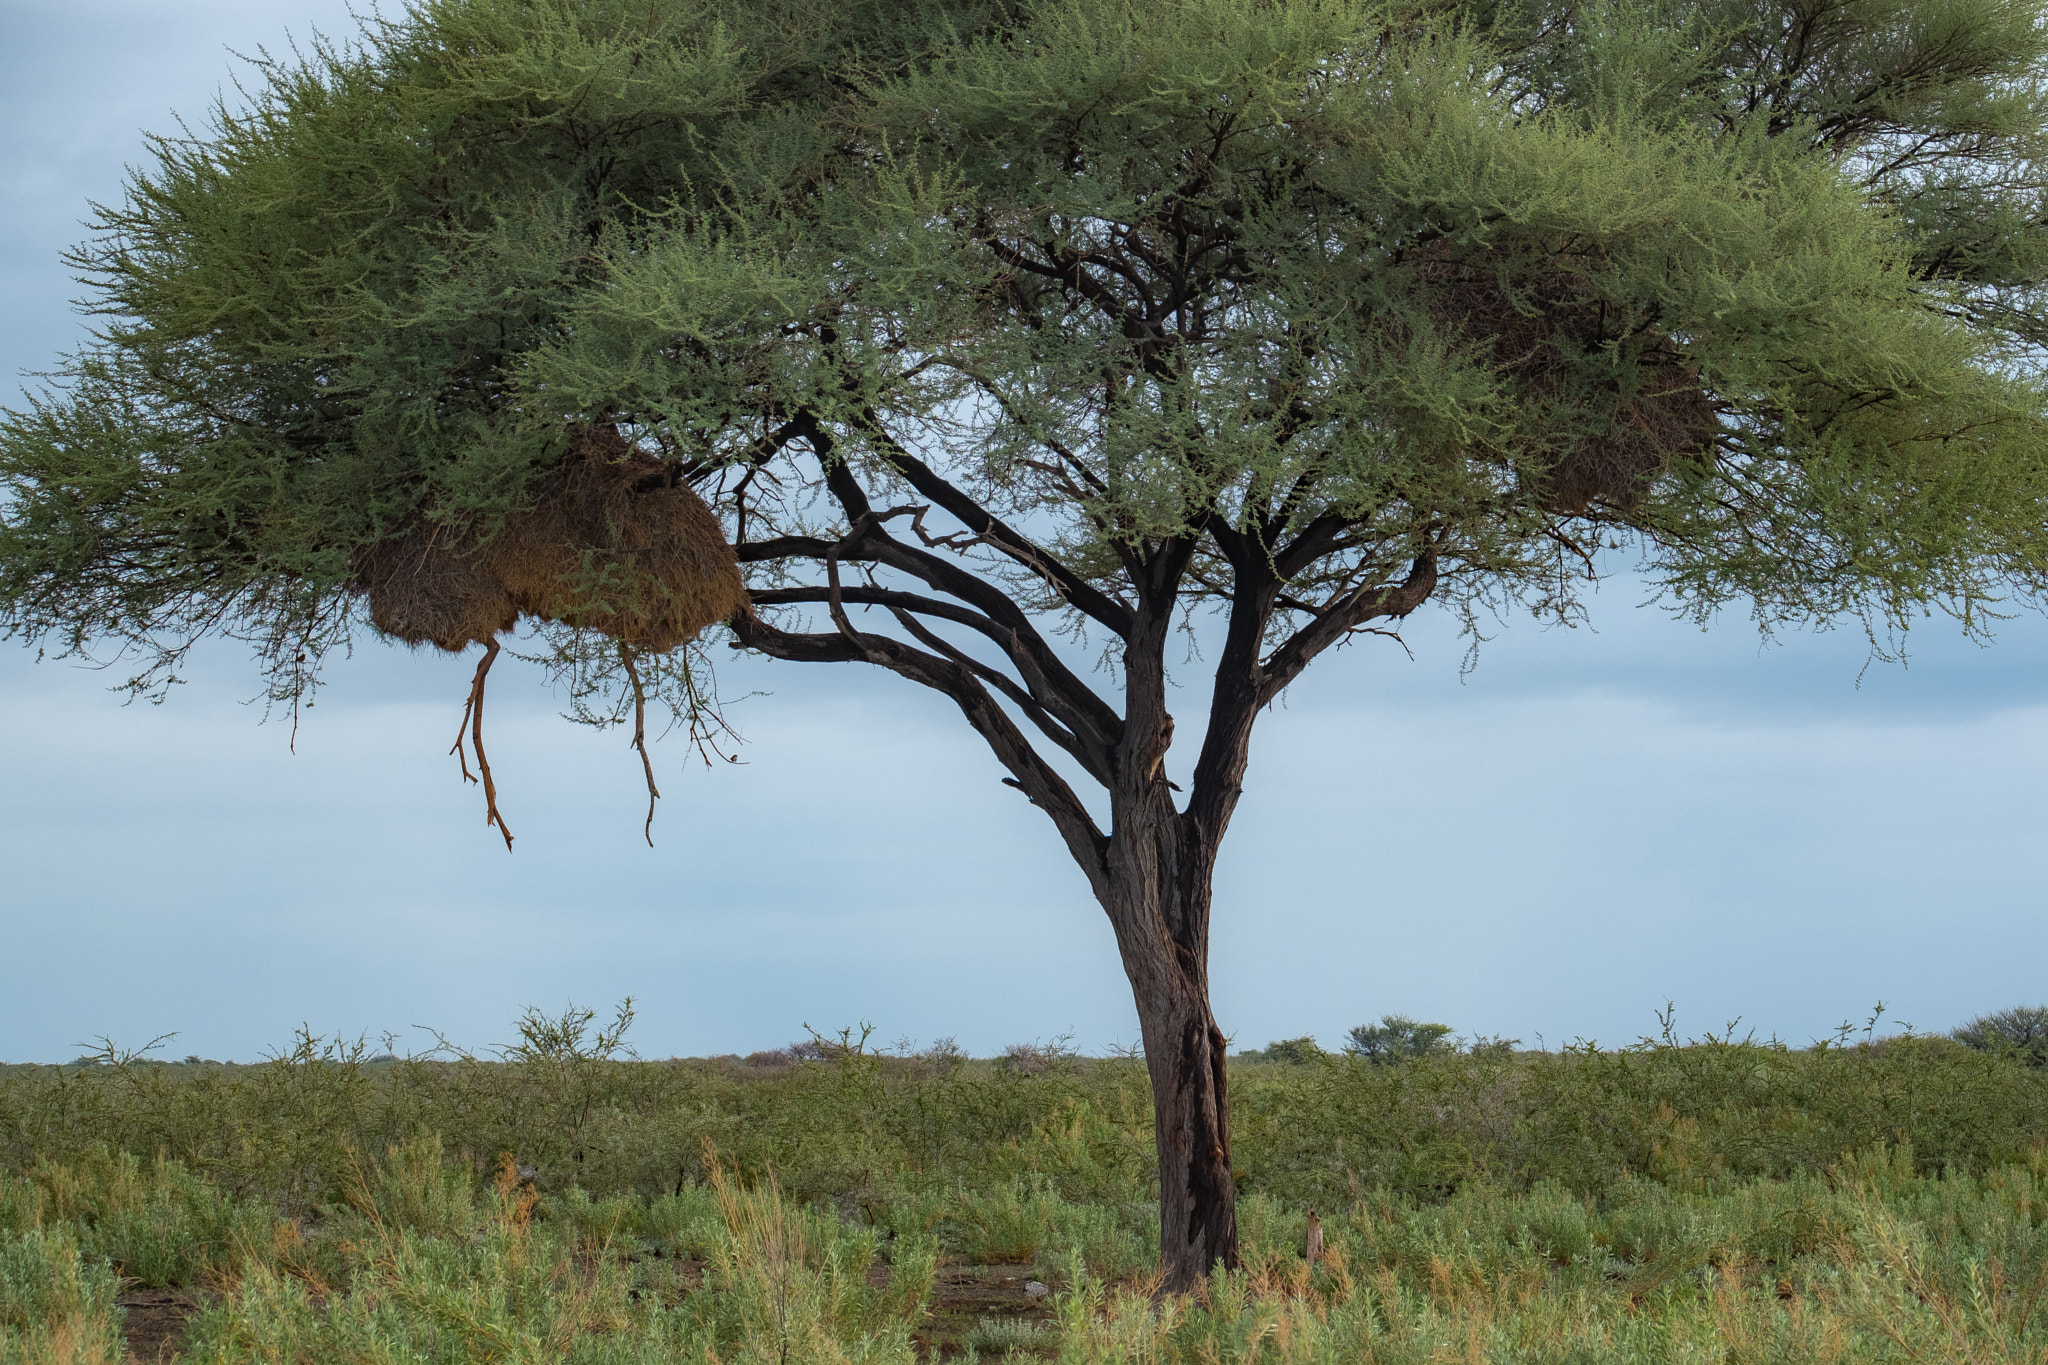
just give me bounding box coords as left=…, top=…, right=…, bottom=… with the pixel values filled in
left=1305, top=1207, right=1323, bottom=1265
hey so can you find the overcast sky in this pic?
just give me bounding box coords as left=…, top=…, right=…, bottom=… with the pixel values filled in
left=2, top=1, right=2043, bottom=1064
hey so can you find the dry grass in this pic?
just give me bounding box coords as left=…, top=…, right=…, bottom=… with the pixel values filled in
left=6, top=1028, right=2048, bottom=1360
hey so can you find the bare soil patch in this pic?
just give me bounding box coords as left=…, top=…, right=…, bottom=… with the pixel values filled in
left=914, top=1262, right=1059, bottom=1360
left=119, top=1288, right=205, bottom=1364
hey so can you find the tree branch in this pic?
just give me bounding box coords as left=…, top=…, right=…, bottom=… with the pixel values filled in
left=749, top=584, right=1103, bottom=779
left=1256, top=553, right=1438, bottom=706
left=849, top=408, right=1136, bottom=638
left=1271, top=511, right=1354, bottom=579
left=810, top=448, right=1126, bottom=772
left=1182, top=528, right=1280, bottom=845
left=731, top=610, right=1110, bottom=889
left=885, top=605, right=1088, bottom=764
left=736, top=535, right=878, bottom=564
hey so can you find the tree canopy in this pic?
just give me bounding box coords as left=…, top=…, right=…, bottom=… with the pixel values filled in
left=5, top=0, right=2047, bottom=1288
left=7, top=0, right=2046, bottom=695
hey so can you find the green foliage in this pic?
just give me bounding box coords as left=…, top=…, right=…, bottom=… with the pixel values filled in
left=1236, top=1037, right=1328, bottom=1065
left=176, top=1145, right=926, bottom=1365
left=1122, top=1149, right=2048, bottom=1363
left=346, top=1133, right=484, bottom=1241
left=9, top=1147, right=275, bottom=1289
left=1230, top=1030, right=2048, bottom=1206
left=45, top=1145, right=2044, bottom=1362
left=5, top=0, right=2047, bottom=702
left=1343, top=1016, right=1455, bottom=1065
left=927, top=1175, right=1152, bottom=1275
left=0, top=1225, right=123, bottom=1365
left=7, top=1014, right=2048, bottom=1358
left=965, top=1314, right=1059, bottom=1355
left=1955, top=1005, right=2048, bottom=1067
left=6, top=1015, right=2048, bottom=1222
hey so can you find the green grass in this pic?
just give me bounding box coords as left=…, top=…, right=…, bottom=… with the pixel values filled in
left=2, top=1024, right=2047, bottom=1360
left=0, top=1224, right=123, bottom=1364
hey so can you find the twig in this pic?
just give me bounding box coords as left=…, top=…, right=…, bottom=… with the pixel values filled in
left=288, top=650, right=307, bottom=754
left=621, top=644, right=661, bottom=846
left=1348, top=624, right=1416, bottom=661
left=450, top=638, right=514, bottom=851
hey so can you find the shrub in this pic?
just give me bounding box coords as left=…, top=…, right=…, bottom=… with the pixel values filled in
left=1236, top=1038, right=1327, bottom=1065
left=1344, top=1015, right=1455, bottom=1064
left=10, top=1007, right=2048, bottom=1220
left=0, top=1226, right=123, bottom=1364
left=998, top=1036, right=1081, bottom=1078
left=1951, top=1006, right=2048, bottom=1066
left=966, top=1315, right=1059, bottom=1354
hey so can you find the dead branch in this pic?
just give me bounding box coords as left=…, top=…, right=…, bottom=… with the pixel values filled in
left=621, top=644, right=661, bottom=847
left=450, top=638, right=514, bottom=852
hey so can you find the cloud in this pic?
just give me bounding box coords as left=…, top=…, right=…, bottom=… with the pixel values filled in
left=2, top=1, right=2043, bottom=1064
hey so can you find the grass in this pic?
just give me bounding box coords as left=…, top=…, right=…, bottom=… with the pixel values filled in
left=2, top=1018, right=2047, bottom=1361
left=0, top=1225, right=123, bottom=1365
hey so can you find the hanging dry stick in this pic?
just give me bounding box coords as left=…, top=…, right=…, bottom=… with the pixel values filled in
left=450, top=638, right=514, bottom=851
left=621, top=643, right=661, bottom=846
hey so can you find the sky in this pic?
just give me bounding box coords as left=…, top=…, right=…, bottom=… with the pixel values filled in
left=1, top=1, right=2043, bottom=1065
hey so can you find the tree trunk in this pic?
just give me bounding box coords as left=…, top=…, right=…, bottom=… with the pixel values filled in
left=1101, top=781, right=1238, bottom=1294
left=727, top=438, right=1436, bottom=1297
left=1137, top=945, right=1235, bottom=1294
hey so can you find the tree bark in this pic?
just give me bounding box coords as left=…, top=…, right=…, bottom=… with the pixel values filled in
left=1104, top=823, right=1238, bottom=1293
left=1100, top=591, right=1246, bottom=1294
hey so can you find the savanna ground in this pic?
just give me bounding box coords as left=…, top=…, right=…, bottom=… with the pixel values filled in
left=3, top=1009, right=2047, bottom=1364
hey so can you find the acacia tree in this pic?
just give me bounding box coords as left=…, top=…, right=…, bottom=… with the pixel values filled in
left=5, top=0, right=2048, bottom=1288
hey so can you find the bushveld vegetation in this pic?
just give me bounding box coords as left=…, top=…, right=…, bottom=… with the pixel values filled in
left=4, top=1007, right=2048, bottom=1362
left=10, top=0, right=2048, bottom=1289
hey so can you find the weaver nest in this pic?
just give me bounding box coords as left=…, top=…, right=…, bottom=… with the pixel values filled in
left=352, top=425, right=749, bottom=848
left=1411, top=243, right=1715, bottom=513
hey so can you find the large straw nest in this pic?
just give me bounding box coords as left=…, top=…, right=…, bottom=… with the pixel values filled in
left=354, top=426, right=749, bottom=653
left=1412, top=243, right=1715, bottom=513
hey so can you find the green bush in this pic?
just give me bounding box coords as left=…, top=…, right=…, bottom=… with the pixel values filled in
left=1235, top=1037, right=1327, bottom=1065
left=0, top=1226, right=123, bottom=1365
left=7, top=1011, right=2048, bottom=1221
left=22, top=1148, right=274, bottom=1288
left=1953, top=1005, right=2048, bottom=1066
left=1343, top=1015, right=1455, bottom=1064
left=6, top=1011, right=2048, bottom=1361
left=966, top=1315, right=1059, bottom=1355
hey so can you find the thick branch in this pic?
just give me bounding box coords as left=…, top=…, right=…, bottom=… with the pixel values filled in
left=886, top=606, right=1087, bottom=762
left=1183, top=530, right=1281, bottom=850
left=1256, top=554, right=1438, bottom=706
left=1271, top=512, right=1353, bottom=579
left=750, top=584, right=993, bottom=631
left=749, top=584, right=1099, bottom=776
left=849, top=409, right=1136, bottom=638
left=813, top=453, right=1125, bottom=776
left=731, top=610, right=1110, bottom=889
left=1174, top=547, right=1435, bottom=872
